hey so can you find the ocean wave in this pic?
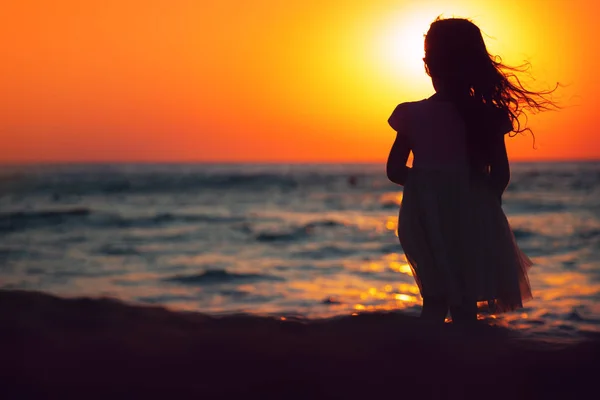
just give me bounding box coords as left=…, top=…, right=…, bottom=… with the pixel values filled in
left=5, top=172, right=307, bottom=196
left=507, top=201, right=567, bottom=213
left=291, top=245, right=358, bottom=260
left=254, top=220, right=343, bottom=243
left=110, top=212, right=246, bottom=228
left=219, top=290, right=280, bottom=303
left=378, top=243, right=402, bottom=254
left=202, top=174, right=300, bottom=190
left=512, top=228, right=536, bottom=239
left=0, top=208, right=91, bottom=232
left=97, top=243, right=140, bottom=256
left=0, top=208, right=245, bottom=233
left=25, top=267, right=45, bottom=275
left=137, top=294, right=198, bottom=304
left=303, top=219, right=344, bottom=229
left=163, top=269, right=284, bottom=285
left=381, top=201, right=400, bottom=210
left=255, top=229, right=308, bottom=242
left=577, top=229, right=600, bottom=240
left=566, top=309, right=600, bottom=324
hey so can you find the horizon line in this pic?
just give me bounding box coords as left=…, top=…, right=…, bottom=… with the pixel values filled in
left=1, top=158, right=599, bottom=166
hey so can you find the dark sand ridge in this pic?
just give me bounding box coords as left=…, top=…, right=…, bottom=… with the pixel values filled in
left=1, top=290, right=598, bottom=399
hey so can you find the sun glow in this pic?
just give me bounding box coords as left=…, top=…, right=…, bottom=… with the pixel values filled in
left=362, top=3, right=512, bottom=105
left=378, top=12, right=429, bottom=77
left=1, top=1, right=595, bottom=162
left=366, top=4, right=477, bottom=98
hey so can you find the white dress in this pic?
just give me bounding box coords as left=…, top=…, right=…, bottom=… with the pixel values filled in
left=389, top=98, right=532, bottom=313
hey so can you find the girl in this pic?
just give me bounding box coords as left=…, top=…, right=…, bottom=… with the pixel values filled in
left=387, top=18, right=557, bottom=323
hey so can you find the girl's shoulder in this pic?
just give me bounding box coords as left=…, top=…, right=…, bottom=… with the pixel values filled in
left=388, top=100, right=426, bottom=132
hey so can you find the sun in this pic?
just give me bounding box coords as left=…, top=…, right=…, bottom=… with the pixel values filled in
left=381, top=15, right=430, bottom=77
left=370, top=9, right=441, bottom=95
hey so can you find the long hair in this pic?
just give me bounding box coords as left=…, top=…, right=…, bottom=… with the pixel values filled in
left=423, top=17, right=558, bottom=169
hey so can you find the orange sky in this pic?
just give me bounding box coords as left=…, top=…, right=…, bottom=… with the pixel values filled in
left=0, top=0, right=598, bottom=163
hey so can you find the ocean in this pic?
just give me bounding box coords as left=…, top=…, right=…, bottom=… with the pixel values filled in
left=1, top=162, right=599, bottom=340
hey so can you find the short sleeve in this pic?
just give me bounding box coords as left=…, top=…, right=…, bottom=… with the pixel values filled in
left=388, top=103, right=410, bottom=133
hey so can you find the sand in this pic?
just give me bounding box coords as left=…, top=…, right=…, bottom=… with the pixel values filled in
left=1, top=289, right=598, bottom=399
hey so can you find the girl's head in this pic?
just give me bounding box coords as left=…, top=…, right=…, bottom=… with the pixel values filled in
left=423, top=17, right=558, bottom=135
left=424, top=18, right=492, bottom=95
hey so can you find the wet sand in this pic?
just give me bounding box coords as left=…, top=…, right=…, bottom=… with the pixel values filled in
left=1, top=289, right=598, bottom=399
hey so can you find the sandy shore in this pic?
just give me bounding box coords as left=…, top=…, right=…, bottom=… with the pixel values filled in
left=1, top=289, right=598, bottom=399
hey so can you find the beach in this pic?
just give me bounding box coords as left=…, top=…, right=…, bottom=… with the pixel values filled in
left=1, top=162, right=600, bottom=398
left=2, top=289, right=599, bottom=399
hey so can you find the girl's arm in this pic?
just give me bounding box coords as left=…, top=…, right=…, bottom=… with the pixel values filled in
left=488, top=133, right=510, bottom=199
left=386, top=133, right=411, bottom=186
left=386, top=104, right=412, bottom=185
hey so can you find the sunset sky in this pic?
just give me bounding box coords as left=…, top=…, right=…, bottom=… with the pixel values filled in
left=1, top=0, right=598, bottom=163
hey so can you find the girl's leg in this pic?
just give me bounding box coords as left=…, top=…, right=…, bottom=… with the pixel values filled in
left=421, top=296, right=448, bottom=323
left=449, top=299, right=478, bottom=323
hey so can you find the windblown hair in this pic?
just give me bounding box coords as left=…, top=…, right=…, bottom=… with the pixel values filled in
left=424, top=17, right=559, bottom=139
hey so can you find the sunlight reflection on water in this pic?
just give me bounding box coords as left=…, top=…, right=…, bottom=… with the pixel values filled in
left=1, top=162, right=599, bottom=340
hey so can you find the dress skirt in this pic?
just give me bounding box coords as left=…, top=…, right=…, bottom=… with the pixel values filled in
left=398, top=167, right=532, bottom=313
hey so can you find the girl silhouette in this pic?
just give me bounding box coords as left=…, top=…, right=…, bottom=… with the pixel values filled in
left=386, top=18, right=557, bottom=323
